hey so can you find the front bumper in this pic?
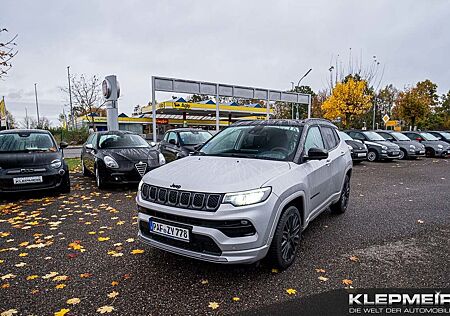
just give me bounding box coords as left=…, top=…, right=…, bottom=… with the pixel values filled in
left=101, top=165, right=158, bottom=184
left=0, top=167, right=67, bottom=193
left=350, top=150, right=367, bottom=161
left=380, top=149, right=401, bottom=159
left=136, top=192, right=278, bottom=264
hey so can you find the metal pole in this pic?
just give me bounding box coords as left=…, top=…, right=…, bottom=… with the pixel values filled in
left=151, top=76, right=157, bottom=142
left=25, top=107, right=29, bottom=128
left=34, top=83, right=40, bottom=128
left=307, top=95, right=312, bottom=119
left=266, top=89, right=270, bottom=120
left=215, top=83, right=220, bottom=132
left=372, top=96, right=376, bottom=130
left=67, top=66, right=74, bottom=129
left=297, top=68, right=312, bottom=87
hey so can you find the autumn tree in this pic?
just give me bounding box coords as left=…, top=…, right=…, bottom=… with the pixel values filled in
left=321, top=77, right=373, bottom=128
left=0, top=28, right=18, bottom=79
left=61, top=74, right=104, bottom=129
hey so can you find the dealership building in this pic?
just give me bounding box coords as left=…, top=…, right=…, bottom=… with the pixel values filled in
left=78, top=97, right=274, bottom=139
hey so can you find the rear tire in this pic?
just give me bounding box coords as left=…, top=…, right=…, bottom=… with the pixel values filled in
left=367, top=150, right=378, bottom=162
left=267, top=206, right=301, bottom=270
left=330, top=175, right=350, bottom=214
left=82, top=159, right=90, bottom=176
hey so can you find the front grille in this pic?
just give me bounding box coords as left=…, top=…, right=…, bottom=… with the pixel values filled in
left=135, top=162, right=148, bottom=177
left=140, top=220, right=222, bottom=255
left=141, top=185, right=222, bottom=211
left=138, top=207, right=256, bottom=238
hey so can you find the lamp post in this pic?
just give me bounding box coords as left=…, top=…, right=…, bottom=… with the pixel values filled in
left=67, top=66, right=74, bottom=129
left=292, top=69, right=312, bottom=119
left=34, top=83, right=40, bottom=128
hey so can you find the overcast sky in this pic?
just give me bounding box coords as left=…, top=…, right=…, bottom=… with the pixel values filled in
left=1, top=0, right=449, bottom=126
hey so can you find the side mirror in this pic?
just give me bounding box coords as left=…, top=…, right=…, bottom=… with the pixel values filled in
left=168, top=139, right=177, bottom=146
left=60, top=141, right=68, bottom=149
left=85, top=144, right=94, bottom=150
left=305, top=148, right=329, bottom=160
left=150, top=141, right=157, bottom=147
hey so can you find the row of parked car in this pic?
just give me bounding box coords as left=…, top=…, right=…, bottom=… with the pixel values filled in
left=1, top=120, right=448, bottom=270
left=341, top=130, right=450, bottom=163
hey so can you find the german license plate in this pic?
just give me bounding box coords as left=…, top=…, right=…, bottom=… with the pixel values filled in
left=149, top=219, right=189, bottom=242
left=357, top=153, right=366, bottom=157
left=13, top=176, right=43, bottom=185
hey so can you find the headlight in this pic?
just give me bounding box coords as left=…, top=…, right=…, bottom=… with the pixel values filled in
left=409, top=144, right=415, bottom=149
left=437, top=144, right=443, bottom=149
left=347, top=145, right=353, bottom=152
left=382, top=146, right=388, bottom=150
left=223, top=187, right=271, bottom=207
left=104, top=156, right=119, bottom=169
left=158, top=153, right=166, bottom=165
left=50, top=159, right=62, bottom=169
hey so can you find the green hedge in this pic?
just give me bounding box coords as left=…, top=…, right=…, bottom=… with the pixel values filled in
left=50, top=127, right=89, bottom=145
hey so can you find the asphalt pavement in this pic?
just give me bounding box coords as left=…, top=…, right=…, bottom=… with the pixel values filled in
left=63, top=147, right=82, bottom=159
left=0, top=158, right=449, bottom=315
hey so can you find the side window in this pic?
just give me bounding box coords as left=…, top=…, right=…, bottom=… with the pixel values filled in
left=163, top=132, right=169, bottom=142
left=378, top=132, right=389, bottom=140
left=85, top=134, right=93, bottom=145
left=167, top=132, right=178, bottom=144
left=321, top=126, right=339, bottom=150
left=352, top=132, right=365, bottom=141
left=304, top=126, right=325, bottom=154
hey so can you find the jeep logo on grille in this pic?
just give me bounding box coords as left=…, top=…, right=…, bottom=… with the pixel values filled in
left=170, top=183, right=181, bottom=189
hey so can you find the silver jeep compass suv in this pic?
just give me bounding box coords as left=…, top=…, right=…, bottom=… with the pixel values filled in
left=136, top=119, right=352, bottom=269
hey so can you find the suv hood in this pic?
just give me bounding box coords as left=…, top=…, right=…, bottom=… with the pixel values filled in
left=142, top=155, right=291, bottom=193
left=0, top=151, right=61, bottom=169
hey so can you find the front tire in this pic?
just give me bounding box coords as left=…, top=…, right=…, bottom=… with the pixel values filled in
left=59, top=173, right=71, bottom=194
left=425, top=148, right=435, bottom=157
left=82, top=159, right=90, bottom=176
left=367, top=150, right=378, bottom=162
left=95, top=166, right=105, bottom=189
left=399, top=149, right=407, bottom=160
left=330, top=174, right=350, bottom=214
left=267, top=206, right=301, bottom=270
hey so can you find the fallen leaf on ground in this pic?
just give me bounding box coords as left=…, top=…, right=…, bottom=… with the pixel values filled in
left=111, top=281, right=119, bottom=286
left=342, top=279, right=353, bottom=286
left=286, top=288, right=297, bottom=295
left=97, top=305, right=115, bottom=314
left=98, top=237, right=110, bottom=242
left=80, top=273, right=92, bottom=278
left=232, top=297, right=240, bottom=302
left=26, top=275, right=39, bottom=280
left=1, top=309, right=18, bottom=316
left=131, top=249, right=144, bottom=254
left=201, top=279, right=208, bottom=285
left=208, top=302, right=219, bottom=310
left=315, top=268, right=326, bottom=273
left=55, top=283, right=66, bottom=289
left=54, top=309, right=70, bottom=316
left=417, top=219, right=424, bottom=224
left=66, top=298, right=81, bottom=305
left=107, top=291, right=119, bottom=298
left=271, top=268, right=279, bottom=273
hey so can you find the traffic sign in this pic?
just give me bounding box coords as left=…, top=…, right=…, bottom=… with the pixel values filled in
left=382, top=114, right=390, bottom=124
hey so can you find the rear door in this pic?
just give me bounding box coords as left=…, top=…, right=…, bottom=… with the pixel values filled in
left=164, top=132, right=180, bottom=162
left=303, top=125, right=330, bottom=213
left=320, top=125, right=344, bottom=195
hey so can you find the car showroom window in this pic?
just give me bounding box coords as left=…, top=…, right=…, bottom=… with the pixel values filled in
left=304, top=126, right=325, bottom=153
left=321, top=126, right=339, bottom=150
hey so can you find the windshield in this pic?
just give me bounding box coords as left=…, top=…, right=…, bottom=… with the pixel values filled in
left=199, top=125, right=302, bottom=161
left=390, top=132, right=411, bottom=141
left=420, top=132, right=439, bottom=141
left=0, top=132, right=57, bottom=153
left=339, top=131, right=353, bottom=141
left=98, top=133, right=149, bottom=149
left=363, top=131, right=385, bottom=141
left=438, top=132, right=450, bottom=139
left=179, top=131, right=212, bottom=146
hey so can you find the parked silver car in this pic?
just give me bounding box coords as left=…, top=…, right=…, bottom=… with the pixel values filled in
left=136, top=119, right=352, bottom=269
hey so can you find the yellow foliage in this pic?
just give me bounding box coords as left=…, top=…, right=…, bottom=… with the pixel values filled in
left=322, top=78, right=372, bottom=127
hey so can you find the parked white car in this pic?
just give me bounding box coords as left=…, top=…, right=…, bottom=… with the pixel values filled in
left=136, top=119, right=352, bottom=269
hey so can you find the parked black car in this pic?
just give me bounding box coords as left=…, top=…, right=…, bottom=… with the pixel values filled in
left=0, top=129, right=70, bottom=195
left=345, top=130, right=401, bottom=162
left=159, top=128, right=212, bottom=162
left=376, top=130, right=425, bottom=160
left=81, top=131, right=165, bottom=188
left=428, top=131, right=450, bottom=144
left=402, top=131, right=450, bottom=157
left=339, top=131, right=368, bottom=163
